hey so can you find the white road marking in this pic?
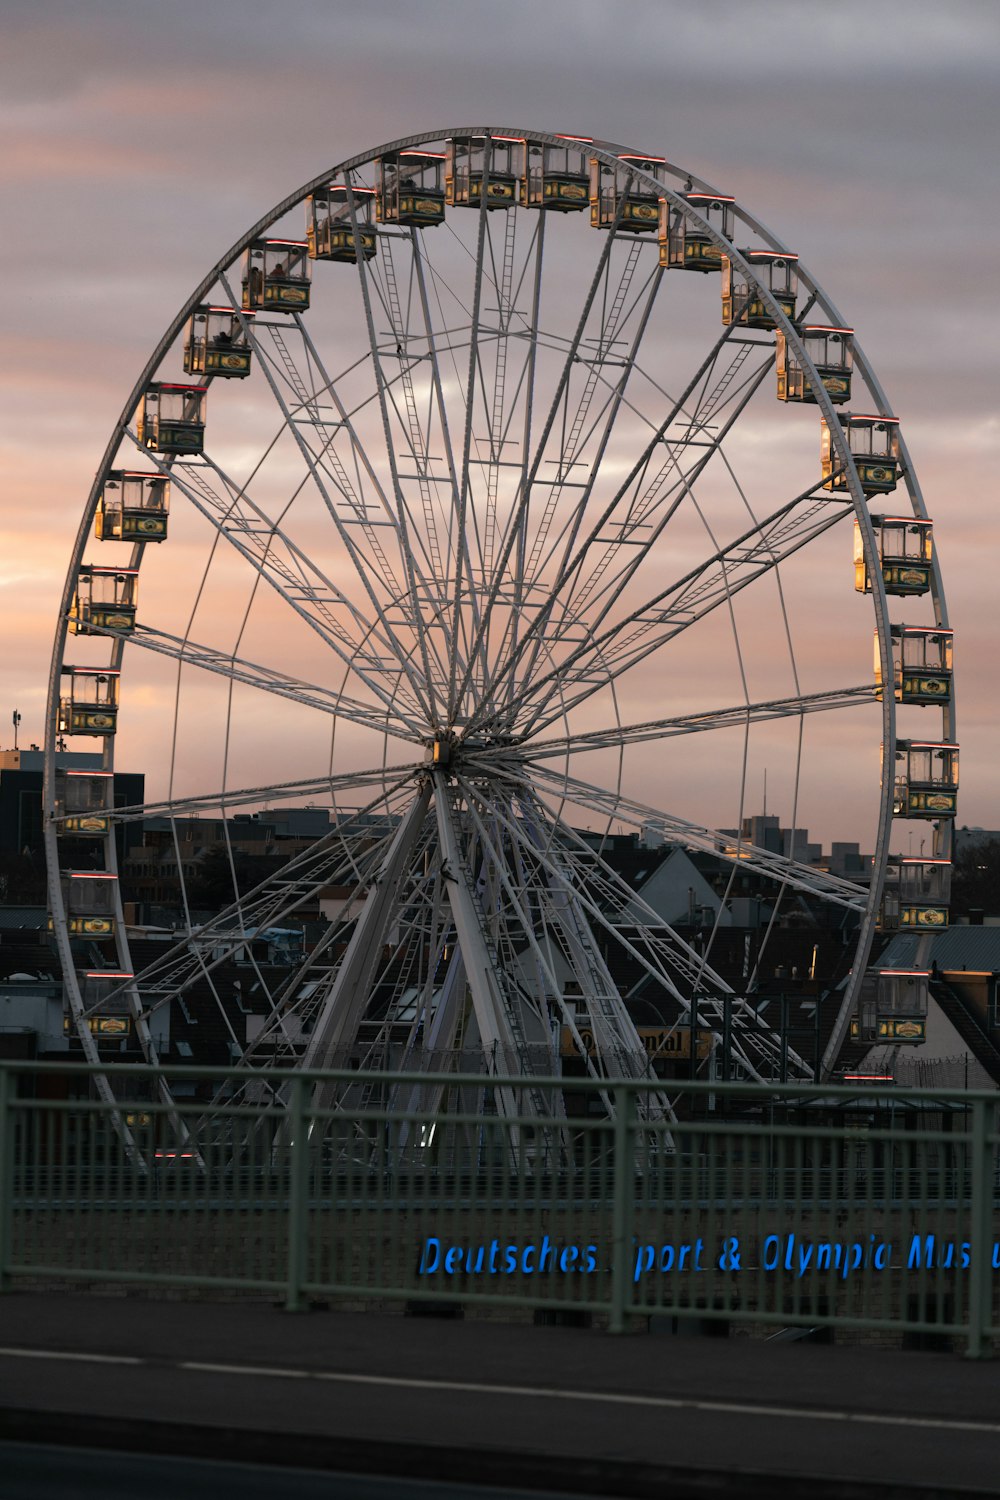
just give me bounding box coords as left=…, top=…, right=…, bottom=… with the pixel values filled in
left=182, top=1361, right=309, bottom=1379
left=3, top=1347, right=999, bottom=1439
left=0, top=1347, right=142, bottom=1366
left=309, top=1371, right=1000, bottom=1436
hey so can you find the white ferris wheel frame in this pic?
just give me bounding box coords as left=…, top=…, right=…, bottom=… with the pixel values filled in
left=42, top=127, right=953, bottom=1145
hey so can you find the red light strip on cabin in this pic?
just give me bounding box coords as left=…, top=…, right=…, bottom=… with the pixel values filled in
left=153, top=383, right=207, bottom=394
left=618, top=153, right=666, bottom=164
left=846, top=413, right=899, bottom=423
left=399, top=149, right=446, bottom=159
left=746, top=249, right=799, bottom=260
left=84, top=972, right=133, bottom=980
left=259, top=237, right=310, bottom=246
left=203, top=306, right=255, bottom=317
left=68, top=872, right=117, bottom=880
left=877, top=970, right=931, bottom=978
left=556, top=134, right=593, bottom=143
left=81, top=567, right=140, bottom=577
left=802, top=324, right=854, bottom=335
left=898, top=626, right=952, bottom=637
left=843, top=1075, right=895, bottom=1083
left=687, top=192, right=736, bottom=203
left=65, top=771, right=113, bottom=778
left=63, top=668, right=121, bottom=676
left=899, top=742, right=957, bottom=751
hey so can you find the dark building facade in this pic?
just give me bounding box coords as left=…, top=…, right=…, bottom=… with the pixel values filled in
left=0, top=750, right=144, bottom=859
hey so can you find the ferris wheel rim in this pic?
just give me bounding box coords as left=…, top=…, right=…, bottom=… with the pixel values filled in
left=43, top=124, right=950, bottom=1110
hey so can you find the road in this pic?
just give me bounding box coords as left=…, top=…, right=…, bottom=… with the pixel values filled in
left=0, top=1292, right=997, bottom=1497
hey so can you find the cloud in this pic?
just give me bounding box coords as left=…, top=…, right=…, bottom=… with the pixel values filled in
left=3, top=0, right=999, bottom=844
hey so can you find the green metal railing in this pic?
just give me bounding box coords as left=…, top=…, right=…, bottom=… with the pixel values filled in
left=0, top=1061, right=998, bottom=1356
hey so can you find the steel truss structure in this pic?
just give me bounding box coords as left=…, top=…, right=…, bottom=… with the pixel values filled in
left=44, top=129, right=953, bottom=1148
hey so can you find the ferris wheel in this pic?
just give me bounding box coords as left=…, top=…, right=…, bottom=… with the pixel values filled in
left=44, top=127, right=955, bottom=1135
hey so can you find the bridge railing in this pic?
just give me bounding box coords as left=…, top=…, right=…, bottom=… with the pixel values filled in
left=0, top=1062, right=997, bottom=1356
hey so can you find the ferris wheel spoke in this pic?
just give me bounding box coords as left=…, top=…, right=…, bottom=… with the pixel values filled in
left=217, top=272, right=418, bottom=610
left=472, top=322, right=774, bottom=731
left=529, top=262, right=665, bottom=588
left=296, top=782, right=434, bottom=1076
left=88, top=620, right=422, bottom=740
left=480, top=769, right=725, bottom=992
left=409, top=228, right=501, bottom=716
left=90, top=779, right=418, bottom=1027
left=449, top=192, right=631, bottom=728
left=362, top=271, right=453, bottom=593
left=521, top=239, right=650, bottom=591
left=520, top=684, right=875, bottom=761
left=103, top=763, right=424, bottom=826
left=516, top=485, right=853, bottom=737
left=526, top=762, right=868, bottom=911
left=433, top=774, right=562, bottom=1109
left=215, top=287, right=439, bottom=723
left=444, top=152, right=497, bottom=725
left=456, top=781, right=648, bottom=1103
left=247, top=316, right=415, bottom=607
left=280, top=809, right=444, bottom=1065
left=341, top=174, right=448, bottom=725
left=559, top=342, right=776, bottom=625
left=289, top=307, right=459, bottom=713
left=126, top=439, right=429, bottom=719
left=502, top=263, right=666, bottom=701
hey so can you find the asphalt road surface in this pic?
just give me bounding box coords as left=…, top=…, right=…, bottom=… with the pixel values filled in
left=1, top=1293, right=998, bottom=1498
left=1, top=1443, right=619, bottom=1500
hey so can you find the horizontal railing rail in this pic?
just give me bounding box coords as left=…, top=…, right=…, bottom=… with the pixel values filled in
left=0, top=1062, right=997, bottom=1356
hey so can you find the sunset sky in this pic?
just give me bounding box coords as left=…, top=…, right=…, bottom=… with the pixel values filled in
left=4, top=0, right=998, bottom=849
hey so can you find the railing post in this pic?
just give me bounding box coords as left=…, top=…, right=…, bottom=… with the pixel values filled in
left=609, top=1084, right=636, bottom=1334
left=0, top=1068, right=11, bottom=1293
left=966, top=1097, right=994, bottom=1359
left=285, top=1076, right=309, bottom=1313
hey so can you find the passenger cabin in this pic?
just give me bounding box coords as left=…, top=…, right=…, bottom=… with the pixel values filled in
left=76, top=971, right=133, bottom=1036
left=660, top=191, right=735, bottom=271
left=58, top=668, right=120, bottom=737
left=242, top=239, right=312, bottom=306
left=520, top=138, right=590, bottom=211
left=96, top=471, right=170, bottom=542
left=879, top=858, right=950, bottom=932
left=891, top=741, right=959, bottom=820
left=445, top=136, right=519, bottom=209
left=776, top=325, right=853, bottom=404
left=184, top=306, right=253, bottom=378
left=376, top=151, right=446, bottom=226
left=822, top=414, right=900, bottom=496
left=137, top=384, right=206, bottom=456
left=855, top=516, right=933, bottom=596
left=55, top=770, right=113, bottom=836
left=307, top=189, right=378, bottom=262
left=52, top=872, right=117, bottom=939
left=875, top=625, right=953, bottom=707
left=68, top=567, right=137, bottom=636
left=850, top=969, right=929, bottom=1045
left=590, top=153, right=664, bottom=233
left=722, top=251, right=798, bottom=329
